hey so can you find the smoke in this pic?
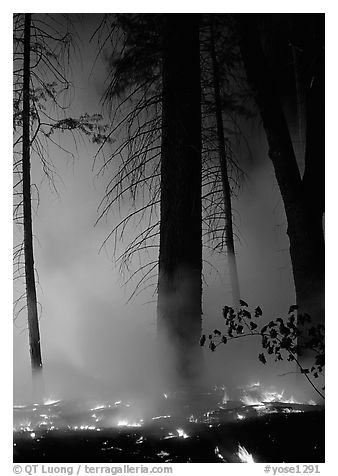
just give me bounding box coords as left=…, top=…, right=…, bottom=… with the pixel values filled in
left=13, top=15, right=322, bottom=411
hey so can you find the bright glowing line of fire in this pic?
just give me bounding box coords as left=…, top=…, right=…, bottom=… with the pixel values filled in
left=237, top=444, right=255, bottom=463
left=117, top=420, right=142, bottom=427
left=152, top=415, right=171, bottom=420
left=91, top=404, right=106, bottom=411
left=43, top=398, right=60, bottom=405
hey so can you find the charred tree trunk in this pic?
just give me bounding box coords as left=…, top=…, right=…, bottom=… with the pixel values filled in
left=236, top=15, right=324, bottom=353
left=22, top=13, right=43, bottom=376
left=210, top=22, right=241, bottom=309
left=157, top=14, right=202, bottom=383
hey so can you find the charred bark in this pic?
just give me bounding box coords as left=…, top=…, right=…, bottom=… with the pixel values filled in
left=236, top=14, right=324, bottom=351
left=22, top=13, right=43, bottom=375
left=157, top=14, right=202, bottom=383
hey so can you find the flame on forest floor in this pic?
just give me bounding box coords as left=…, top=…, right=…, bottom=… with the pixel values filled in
left=43, top=398, right=61, bottom=406
left=117, top=420, right=143, bottom=428
left=237, top=444, right=255, bottom=463
left=222, top=389, right=229, bottom=404
left=215, top=446, right=226, bottom=461
left=240, top=385, right=302, bottom=406
left=176, top=428, right=189, bottom=439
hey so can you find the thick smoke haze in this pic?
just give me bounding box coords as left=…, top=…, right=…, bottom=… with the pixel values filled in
left=13, top=14, right=317, bottom=409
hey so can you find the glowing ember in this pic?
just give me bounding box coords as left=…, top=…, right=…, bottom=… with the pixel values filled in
left=163, top=432, right=176, bottom=439
left=91, top=404, right=106, bottom=411
left=215, top=446, right=225, bottom=461
left=222, top=389, right=229, bottom=404
left=237, top=413, right=245, bottom=420
left=43, top=397, right=60, bottom=405
left=176, top=428, right=189, bottom=439
left=152, top=415, right=171, bottom=420
left=249, top=382, right=261, bottom=388
left=117, top=420, right=142, bottom=428
left=163, top=393, right=168, bottom=399
left=189, top=415, right=198, bottom=423
left=237, top=444, right=255, bottom=463
left=157, top=450, right=170, bottom=458
left=30, top=432, right=36, bottom=439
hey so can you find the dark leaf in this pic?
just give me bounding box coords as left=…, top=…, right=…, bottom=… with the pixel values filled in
left=258, top=353, right=267, bottom=364
left=241, top=309, right=251, bottom=319
left=289, top=305, right=298, bottom=313
left=280, top=324, right=290, bottom=336
left=250, top=322, right=258, bottom=330
left=254, top=306, right=262, bottom=317
left=221, top=335, right=227, bottom=344
left=315, top=354, right=325, bottom=367
left=214, top=329, right=222, bottom=336
left=209, top=341, right=216, bottom=352
left=239, top=299, right=248, bottom=307
left=199, top=335, right=206, bottom=347
left=222, top=306, right=229, bottom=318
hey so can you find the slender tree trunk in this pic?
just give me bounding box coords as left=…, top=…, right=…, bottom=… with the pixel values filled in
left=157, top=14, right=202, bottom=384
left=236, top=15, right=324, bottom=351
left=291, top=44, right=306, bottom=163
left=210, top=22, right=241, bottom=309
left=22, top=13, right=43, bottom=378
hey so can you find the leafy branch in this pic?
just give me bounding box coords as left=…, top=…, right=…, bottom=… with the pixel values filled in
left=200, top=302, right=325, bottom=400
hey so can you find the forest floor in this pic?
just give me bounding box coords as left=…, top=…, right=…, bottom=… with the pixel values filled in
left=13, top=386, right=324, bottom=463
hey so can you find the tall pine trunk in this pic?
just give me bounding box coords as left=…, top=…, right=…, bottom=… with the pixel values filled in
left=210, top=22, right=241, bottom=309
left=157, top=14, right=202, bottom=384
left=22, top=13, right=43, bottom=379
left=236, top=15, right=324, bottom=353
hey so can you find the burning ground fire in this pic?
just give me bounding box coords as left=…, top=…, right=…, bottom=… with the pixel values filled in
left=13, top=384, right=322, bottom=463
left=237, top=444, right=255, bottom=463
left=222, top=382, right=316, bottom=408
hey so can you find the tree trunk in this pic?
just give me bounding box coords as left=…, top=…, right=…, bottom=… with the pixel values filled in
left=22, top=13, right=43, bottom=377
left=210, top=21, right=241, bottom=309
left=157, top=14, right=202, bottom=384
left=236, top=15, right=324, bottom=352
